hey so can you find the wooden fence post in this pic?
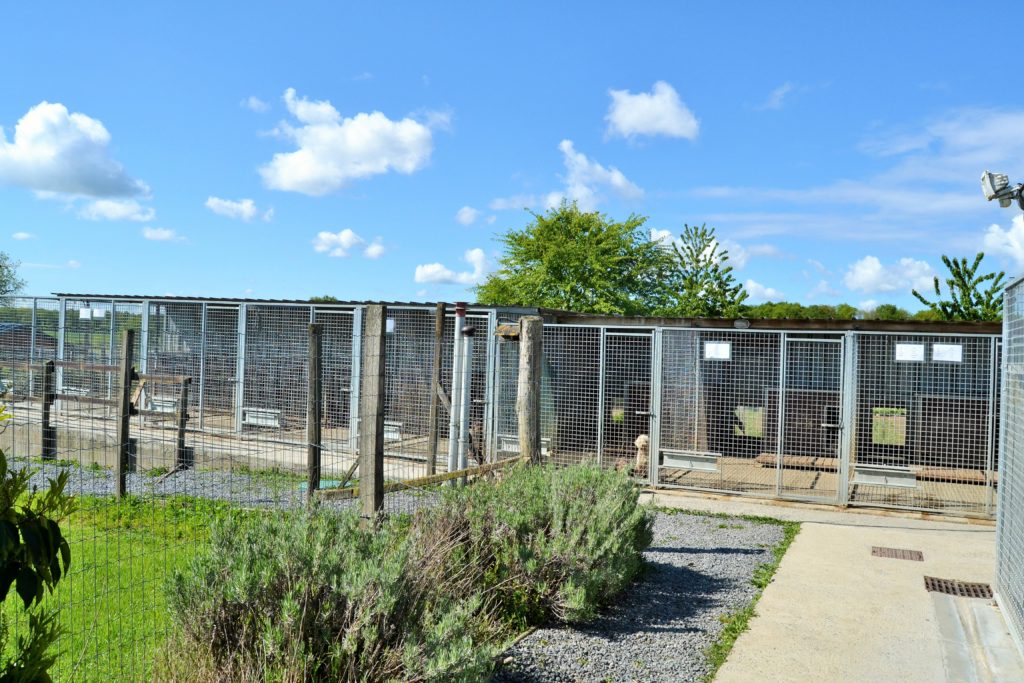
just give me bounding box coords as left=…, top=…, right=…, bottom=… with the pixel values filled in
left=115, top=330, right=135, bottom=499
left=175, top=378, right=191, bottom=469
left=360, top=305, right=386, bottom=525
left=425, top=302, right=445, bottom=475
left=41, top=360, right=56, bottom=460
left=517, top=316, right=542, bottom=464
left=307, top=323, right=323, bottom=504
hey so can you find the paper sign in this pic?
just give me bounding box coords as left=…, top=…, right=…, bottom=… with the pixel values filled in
left=894, top=343, right=924, bottom=362
left=704, top=341, right=731, bottom=361
left=933, top=344, right=963, bottom=363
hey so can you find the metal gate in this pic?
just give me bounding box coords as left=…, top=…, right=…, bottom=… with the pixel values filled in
left=599, top=331, right=654, bottom=476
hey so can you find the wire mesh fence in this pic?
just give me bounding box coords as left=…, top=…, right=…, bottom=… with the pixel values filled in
left=998, top=279, right=1024, bottom=655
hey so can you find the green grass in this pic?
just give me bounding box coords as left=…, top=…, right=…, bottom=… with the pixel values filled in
left=871, top=407, right=907, bottom=446
left=656, top=507, right=799, bottom=681
left=3, top=495, right=250, bottom=683
left=733, top=406, right=764, bottom=438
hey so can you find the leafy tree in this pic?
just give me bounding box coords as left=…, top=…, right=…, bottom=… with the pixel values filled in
left=1, top=252, right=25, bottom=301
left=660, top=224, right=748, bottom=318
left=867, top=303, right=911, bottom=321
left=834, top=303, right=859, bottom=320
left=741, top=301, right=861, bottom=320
left=912, top=253, right=1005, bottom=321
left=309, top=295, right=340, bottom=303
left=0, top=407, right=74, bottom=681
left=476, top=202, right=678, bottom=315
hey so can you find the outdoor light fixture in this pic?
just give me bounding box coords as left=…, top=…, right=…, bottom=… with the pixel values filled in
left=981, top=170, right=1024, bottom=210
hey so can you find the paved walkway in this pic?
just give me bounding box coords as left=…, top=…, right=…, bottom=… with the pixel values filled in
left=644, top=490, right=1023, bottom=683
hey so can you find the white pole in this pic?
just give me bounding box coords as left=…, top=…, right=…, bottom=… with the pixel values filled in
left=457, top=326, right=475, bottom=483
left=446, top=302, right=466, bottom=476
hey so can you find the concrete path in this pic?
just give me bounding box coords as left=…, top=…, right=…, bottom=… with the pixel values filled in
left=644, top=490, right=1022, bottom=683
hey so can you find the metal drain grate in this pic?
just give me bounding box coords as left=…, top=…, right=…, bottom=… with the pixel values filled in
left=924, top=576, right=993, bottom=599
left=872, top=546, right=924, bottom=561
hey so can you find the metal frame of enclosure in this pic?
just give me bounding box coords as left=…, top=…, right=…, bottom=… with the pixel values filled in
left=998, top=278, right=1024, bottom=655
left=0, top=294, right=1003, bottom=518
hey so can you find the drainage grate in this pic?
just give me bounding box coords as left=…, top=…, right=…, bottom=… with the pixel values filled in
left=924, top=576, right=993, bottom=599
left=872, top=546, right=924, bottom=561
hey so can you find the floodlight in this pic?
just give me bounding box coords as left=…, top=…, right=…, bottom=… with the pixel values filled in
left=981, top=170, right=1009, bottom=201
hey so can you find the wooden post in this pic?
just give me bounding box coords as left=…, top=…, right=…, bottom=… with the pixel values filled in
left=425, top=302, right=445, bottom=475
left=115, top=330, right=135, bottom=499
left=41, top=360, right=56, bottom=460
left=307, top=324, right=323, bottom=504
left=359, top=305, right=386, bottom=525
left=175, top=378, right=191, bottom=469
left=517, top=316, right=543, bottom=464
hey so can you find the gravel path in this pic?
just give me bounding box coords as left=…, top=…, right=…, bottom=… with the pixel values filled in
left=10, top=458, right=438, bottom=514
left=493, top=512, right=785, bottom=683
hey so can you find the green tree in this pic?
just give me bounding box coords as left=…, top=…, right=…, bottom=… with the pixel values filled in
left=0, top=407, right=74, bottom=681
left=309, top=295, right=340, bottom=303
left=661, top=224, right=748, bottom=318
left=868, top=303, right=911, bottom=321
left=912, top=253, right=1005, bottom=321
left=1, top=252, right=25, bottom=301
left=741, top=301, right=861, bottom=320
left=476, top=202, right=678, bottom=315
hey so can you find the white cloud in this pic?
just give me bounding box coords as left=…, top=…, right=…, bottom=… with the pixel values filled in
left=205, top=196, right=259, bottom=221
left=545, top=140, right=643, bottom=211
left=983, top=214, right=1024, bottom=269
left=605, top=81, right=699, bottom=140
left=489, top=194, right=539, bottom=211
left=0, top=101, right=148, bottom=198
left=807, top=259, right=830, bottom=275
left=720, top=240, right=779, bottom=269
left=242, top=96, right=269, bottom=112
left=757, top=83, right=796, bottom=111
left=313, top=229, right=364, bottom=257
left=414, top=248, right=487, bottom=284
left=142, top=227, right=181, bottom=241
left=79, top=199, right=155, bottom=222
left=807, top=280, right=840, bottom=299
left=455, top=206, right=480, bottom=226
left=650, top=228, right=676, bottom=245
left=843, top=255, right=934, bottom=293
left=364, top=239, right=385, bottom=259
left=859, top=300, right=879, bottom=312
left=745, top=279, right=783, bottom=301
left=259, top=88, right=437, bottom=196
left=11, top=232, right=32, bottom=240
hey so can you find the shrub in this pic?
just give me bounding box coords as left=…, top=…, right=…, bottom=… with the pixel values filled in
left=163, top=463, right=652, bottom=682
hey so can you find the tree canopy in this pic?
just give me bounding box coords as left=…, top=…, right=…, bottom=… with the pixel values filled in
left=659, top=224, right=748, bottom=318
left=912, top=252, right=1005, bottom=321
left=475, top=202, right=679, bottom=315
left=0, top=252, right=24, bottom=301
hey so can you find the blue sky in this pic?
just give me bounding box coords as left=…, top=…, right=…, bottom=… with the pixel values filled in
left=3, top=2, right=1024, bottom=310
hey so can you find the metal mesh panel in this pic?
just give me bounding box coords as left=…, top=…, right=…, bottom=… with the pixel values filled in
left=998, top=281, right=1024, bottom=654
left=849, top=333, right=996, bottom=514
left=541, top=326, right=601, bottom=468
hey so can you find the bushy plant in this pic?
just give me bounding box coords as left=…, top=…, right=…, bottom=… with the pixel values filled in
left=164, top=463, right=652, bottom=682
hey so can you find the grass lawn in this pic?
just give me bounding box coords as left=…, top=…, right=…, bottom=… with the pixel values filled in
left=4, top=496, right=241, bottom=683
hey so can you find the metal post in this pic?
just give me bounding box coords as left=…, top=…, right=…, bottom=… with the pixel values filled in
left=987, top=336, right=999, bottom=516
left=234, top=304, right=247, bottom=432
left=107, top=299, right=117, bottom=405
left=115, top=330, right=135, bottom=499
left=28, top=298, right=37, bottom=395
left=447, top=303, right=466, bottom=475
left=348, top=306, right=363, bottom=456
left=307, top=324, right=323, bottom=503
left=175, top=378, right=191, bottom=469
left=55, top=298, right=66, bottom=405
left=482, top=309, right=498, bottom=464
left=425, top=303, right=445, bottom=474
left=838, top=332, right=857, bottom=505
left=140, top=300, right=150, bottom=376
left=359, top=305, right=386, bottom=524
left=597, top=327, right=606, bottom=468
left=775, top=333, right=788, bottom=497
left=457, top=325, right=475, bottom=482
left=649, top=328, right=664, bottom=487
left=198, top=303, right=207, bottom=430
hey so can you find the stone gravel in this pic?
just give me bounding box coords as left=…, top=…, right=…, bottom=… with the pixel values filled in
left=493, top=511, right=785, bottom=683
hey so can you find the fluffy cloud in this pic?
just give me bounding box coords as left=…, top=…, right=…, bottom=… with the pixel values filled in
left=983, top=214, right=1024, bottom=269
left=142, top=227, right=181, bottom=241
left=745, top=279, right=783, bottom=301
left=648, top=230, right=776, bottom=270
left=859, top=300, right=879, bottom=312
left=455, top=206, right=480, bottom=226
left=241, top=96, right=268, bottom=112
left=205, top=196, right=261, bottom=221
left=364, top=239, right=385, bottom=259
left=313, top=229, right=363, bottom=257
left=11, top=232, right=32, bottom=240
left=79, top=199, right=155, bottom=222
left=843, top=255, right=934, bottom=293
left=260, top=88, right=437, bottom=196
left=807, top=280, right=840, bottom=299
left=414, top=248, right=487, bottom=284
left=545, top=140, right=643, bottom=211
left=0, top=101, right=148, bottom=197
left=605, top=81, right=699, bottom=140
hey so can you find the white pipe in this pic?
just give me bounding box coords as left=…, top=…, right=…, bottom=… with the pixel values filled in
left=446, top=304, right=466, bottom=476
left=457, top=328, right=475, bottom=482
